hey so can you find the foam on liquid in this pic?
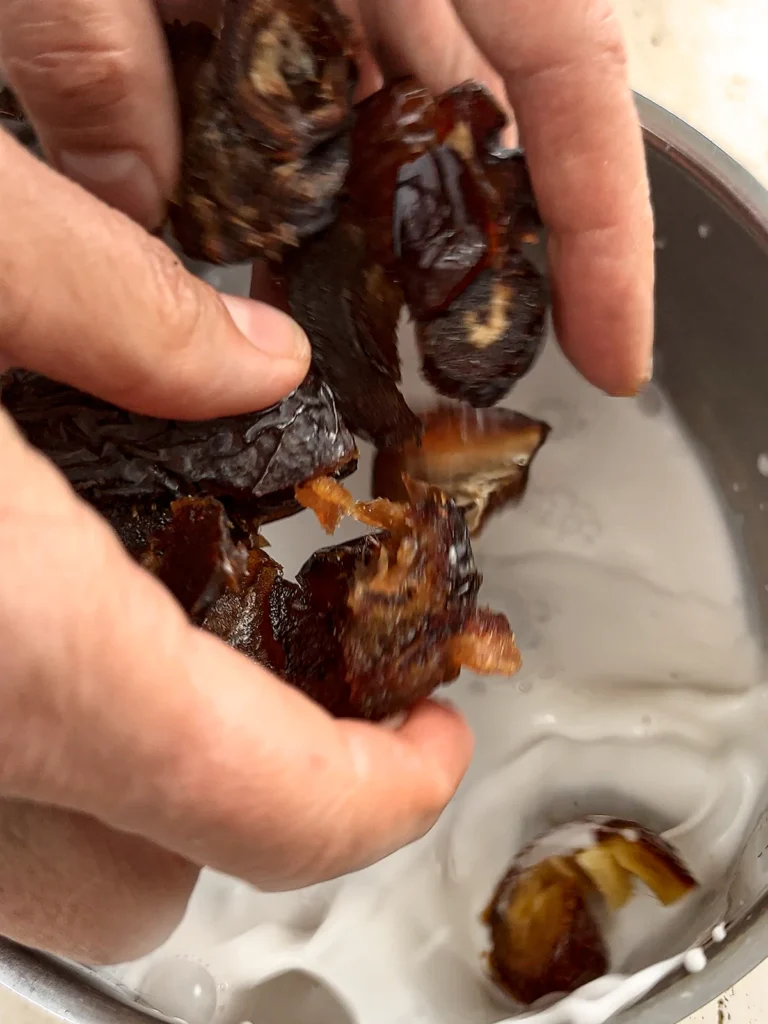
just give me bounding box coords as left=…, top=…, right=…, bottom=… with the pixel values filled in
left=94, top=332, right=768, bottom=1024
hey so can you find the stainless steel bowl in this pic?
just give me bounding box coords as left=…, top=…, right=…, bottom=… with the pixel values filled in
left=2, top=94, right=768, bottom=1024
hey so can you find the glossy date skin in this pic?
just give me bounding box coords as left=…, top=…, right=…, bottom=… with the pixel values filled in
left=372, top=405, right=550, bottom=534
left=286, top=76, right=549, bottom=424
left=284, top=217, right=420, bottom=448
left=2, top=370, right=358, bottom=531
left=202, top=477, right=521, bottom=720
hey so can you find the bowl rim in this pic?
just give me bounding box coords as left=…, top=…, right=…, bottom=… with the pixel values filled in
left=2, top=93, right=768, bottom=1024
left=615, top=94, right=768, bottom=1024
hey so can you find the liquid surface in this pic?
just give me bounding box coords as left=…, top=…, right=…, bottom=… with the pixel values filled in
left=93, top=331, right=768, bottom=1024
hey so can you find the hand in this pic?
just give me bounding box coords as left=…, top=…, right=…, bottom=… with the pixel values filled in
left=0, top=0, right=654, bottom=395
left=0, top=0, right=650, bottom=965
left=0, top=55, right=470, bottom=965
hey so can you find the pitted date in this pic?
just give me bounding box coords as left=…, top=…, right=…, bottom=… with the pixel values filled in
left=203, top=476, right=521, bottom=720
left=2, top=371, right=358, bottom=526
left=485, top=818, right=697, bottom=1005
left=168, top=0, right=358, bottom=263
left=417, top=258, right=548, bottom=407
left=373, top=405, right=550, bottom=535
left=285, top=217, right=421, bottom=448
left=143, top=496, right=249, bottom=620
left=343, top=76, right=548, bottom=407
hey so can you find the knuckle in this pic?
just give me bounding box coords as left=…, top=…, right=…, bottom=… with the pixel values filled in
left=3, top=10, right=139, bottom=127
left=589, top=8, right=629, bottom=74
left=513, top=2, right=629, bottom=83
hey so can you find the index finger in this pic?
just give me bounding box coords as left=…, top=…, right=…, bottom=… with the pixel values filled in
left=0, top=0, right=178, bottom=227
left=451, top=0, right=654, bottom=395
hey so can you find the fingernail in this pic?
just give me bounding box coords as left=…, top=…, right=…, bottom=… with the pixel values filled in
left=645, top=349, right=655, bottom=384
left=221, top=294, right=311, bottom=364
left=57, top=149, right=166, bottom=228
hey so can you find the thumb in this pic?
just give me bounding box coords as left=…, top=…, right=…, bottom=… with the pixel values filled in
left=0, top=130, right=310, bottom=419
left=0, top=412, right=473, bottom=888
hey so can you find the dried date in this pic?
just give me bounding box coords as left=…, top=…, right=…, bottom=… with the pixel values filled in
left=202, top=476, right=521, bottom=719
left=342, top=76, right=548, bottom=407
left=168, top=0, right=358, bottom=263
left=201, top=543, right=292, bottom=668
left=485, top=817, right=697, bottom=1005
left=284, top=217, right=421, bottom=448
left=2, top=370, right=358, bottom=529
left=143, top=496, right=248, bottom=620
left=373, top=406, right=550, bottom=534
left=417, top=257, right=547, bottom=407
left=292, top=477, right=520, bottom=718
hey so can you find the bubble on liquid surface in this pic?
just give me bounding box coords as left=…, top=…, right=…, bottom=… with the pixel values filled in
left=139, top=958, right=217, bottom=1024
left=220, top=970, right=356, bottom=1024
left=683, top=948, right=707, bottom=973
left=697, top=223, right=711, bottom=239
left=757, top=453, right=768, bottom=477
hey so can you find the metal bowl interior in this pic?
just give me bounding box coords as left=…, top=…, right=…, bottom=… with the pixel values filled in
left=2, top=95, right=768, bottom=1024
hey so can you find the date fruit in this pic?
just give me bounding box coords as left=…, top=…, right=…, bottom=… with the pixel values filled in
left=143, top=496, right=248, bottom=620
left=484, top=817, right=697, bottom=1005
left=281, top=76, right=547, bottom=445
left=169, top=0, right=358, bottom=263
left=2, top=370, right=358, bottom=531
left=344, top=76, right=548, bottom=407
left=285, top=217, right=421, bottom=448
left=373, top=406, right=550, bottom=534
left=203, top=476, right=521, bottom=719
left=416, top=257, right=547, bottom=408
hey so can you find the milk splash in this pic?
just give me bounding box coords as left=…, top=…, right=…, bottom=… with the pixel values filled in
left=92, top=335, right=768, bottom=1024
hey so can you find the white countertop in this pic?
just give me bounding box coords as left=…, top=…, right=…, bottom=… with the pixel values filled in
left=2, top=0, right=768, bottom=1022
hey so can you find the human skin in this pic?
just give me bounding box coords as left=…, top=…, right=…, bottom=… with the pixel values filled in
left=0, top=0, right=653, bottom=963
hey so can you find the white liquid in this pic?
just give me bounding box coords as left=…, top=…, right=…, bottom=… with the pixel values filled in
left=95, top=332, right=768, bottom=1024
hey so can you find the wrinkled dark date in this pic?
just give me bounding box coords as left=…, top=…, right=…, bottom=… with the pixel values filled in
left=201, top=476, right=521, bottom=720
left=347, top=79, right=508, bottom=318
left=282, top=74, right=547, bottom=427
left=1, top=370, right=358, bottom=528
left=347, top=77, right=547, bottom=406
left=284, top=217, right=421, bottom=448
left=168, top=0, right=357, bottom=263
left=417, top=258, right=547, bottom=407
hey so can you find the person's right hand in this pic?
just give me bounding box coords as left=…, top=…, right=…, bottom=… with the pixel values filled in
left=0, top=65, right=472, bottom=970
left=0, top=0, right=654, bottom=395
left=0, top=0, right=651, bottom=968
